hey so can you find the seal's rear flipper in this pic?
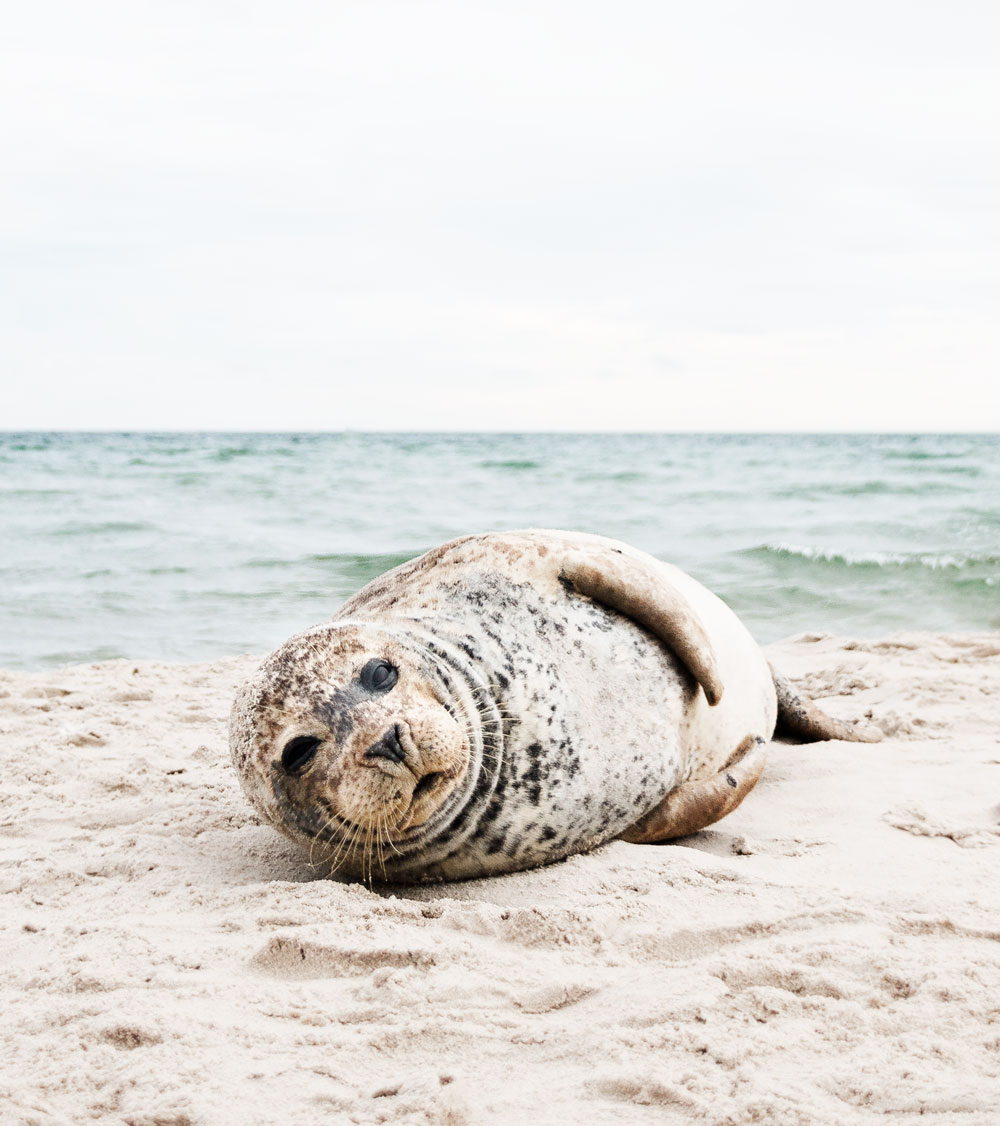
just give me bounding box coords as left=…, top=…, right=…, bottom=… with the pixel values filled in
left=559, top=550, right=724, bottom=706
left=618, top=734, right=766, bottom=842
left=772, top=667, right=883, bottom=743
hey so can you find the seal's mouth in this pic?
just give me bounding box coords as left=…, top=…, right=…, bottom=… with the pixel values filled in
left=394, top=767, right=451, bottom=833
left=412, top=771, right=442, bottom=801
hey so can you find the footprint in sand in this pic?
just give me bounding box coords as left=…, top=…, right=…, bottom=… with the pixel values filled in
left=250, top=933, right=436, bottom=979
left=884, top=804, right=1000, bottom=848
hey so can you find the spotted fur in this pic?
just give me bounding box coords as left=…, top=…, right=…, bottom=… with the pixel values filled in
left=230, top=530, right=779, bottom=881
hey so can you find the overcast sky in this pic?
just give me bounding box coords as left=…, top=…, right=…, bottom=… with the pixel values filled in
left=4, top=0, right=999, bottom=430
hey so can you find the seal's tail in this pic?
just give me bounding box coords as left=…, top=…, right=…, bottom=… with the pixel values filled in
left=771, top=666, right=883, bottom=743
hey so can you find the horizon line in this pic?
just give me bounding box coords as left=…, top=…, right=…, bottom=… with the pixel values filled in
left=3, top=428, right=998, bottom=438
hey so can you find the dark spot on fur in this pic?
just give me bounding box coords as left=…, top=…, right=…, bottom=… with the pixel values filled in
left=312, top=684, right=364, bottom=740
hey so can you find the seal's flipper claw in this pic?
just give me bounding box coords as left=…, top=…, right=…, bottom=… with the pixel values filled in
left=617, top=734, right=767, bottom=843
left=559, top=550, right=725, bottom=706
left=771, top=667, right=884, bottom=743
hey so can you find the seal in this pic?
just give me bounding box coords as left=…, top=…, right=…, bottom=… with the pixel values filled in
left=229, top=530, right=881, bottom=882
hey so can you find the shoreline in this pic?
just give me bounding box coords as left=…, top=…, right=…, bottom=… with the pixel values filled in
left=2, top=632, right=999, bottom=1123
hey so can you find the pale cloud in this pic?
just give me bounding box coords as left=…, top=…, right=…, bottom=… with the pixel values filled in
left=3, top=1, right=999, bottom=429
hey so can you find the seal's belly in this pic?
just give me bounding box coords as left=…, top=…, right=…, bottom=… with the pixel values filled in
left=401, top=576, right=694, bottom=877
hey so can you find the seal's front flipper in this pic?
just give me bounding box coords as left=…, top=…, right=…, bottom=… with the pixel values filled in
left=772, top=667, right=883, bottom=743
left=559, top=550, right=724, bottom=706
left=618, top=734, right=766, bottom=843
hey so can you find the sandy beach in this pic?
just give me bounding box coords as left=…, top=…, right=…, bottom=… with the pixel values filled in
left=2, top=632, right=998, bottom=1125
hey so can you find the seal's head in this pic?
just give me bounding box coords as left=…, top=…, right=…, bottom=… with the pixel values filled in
left=229, top=622, right=472, bottom=876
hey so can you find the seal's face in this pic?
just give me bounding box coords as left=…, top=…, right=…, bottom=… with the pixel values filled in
left=230, top=624, right=471, bottom=871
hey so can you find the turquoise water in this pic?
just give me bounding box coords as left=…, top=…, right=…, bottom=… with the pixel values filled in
left=1, top=432, right=997, bottom=669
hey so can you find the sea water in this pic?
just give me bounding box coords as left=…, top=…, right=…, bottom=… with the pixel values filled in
left=1, top=432, right=997, bottom=669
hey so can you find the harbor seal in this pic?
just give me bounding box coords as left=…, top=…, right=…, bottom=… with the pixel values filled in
left=229, top=530, right=881, bottom=882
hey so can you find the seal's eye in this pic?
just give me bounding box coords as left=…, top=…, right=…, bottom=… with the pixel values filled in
left=281, top=735, right=321, bottom=775
left=361, top=658, right=398, bottom=693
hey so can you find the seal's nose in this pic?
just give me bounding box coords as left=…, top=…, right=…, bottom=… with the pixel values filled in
left=364, top=724, right=406, bottom=765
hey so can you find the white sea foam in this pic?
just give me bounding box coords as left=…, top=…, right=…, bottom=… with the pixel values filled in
left=755, top=543, right=999, bottom=571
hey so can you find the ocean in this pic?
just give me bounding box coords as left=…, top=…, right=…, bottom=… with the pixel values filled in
left=1, top=432, right=997, bottom=670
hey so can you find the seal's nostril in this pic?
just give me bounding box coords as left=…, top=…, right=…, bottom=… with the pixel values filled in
left=364, top=726, right=406, bottom=765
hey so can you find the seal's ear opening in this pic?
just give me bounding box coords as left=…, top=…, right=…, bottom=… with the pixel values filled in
left=281, top=735, right=321, bottom=774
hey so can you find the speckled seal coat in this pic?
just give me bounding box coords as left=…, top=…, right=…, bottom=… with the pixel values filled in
left=230, top=530, right=879, bottom=882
